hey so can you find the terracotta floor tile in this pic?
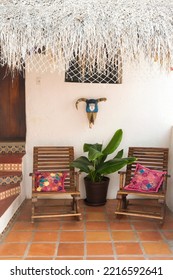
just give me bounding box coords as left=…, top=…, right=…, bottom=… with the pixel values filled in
left=86, top=231, right=111, bottom=241
left=58, top=243, right=84, bottom=256
left=3, top=231, right=33, bottom=242
left=60, top=231, right=84, bottom=242
left=115, top=242, right=143, bottom=255
left=110, top=222, right=132, bottom=230
left=21, top=200, right=32, bottom=208
left=117, top=256, right=146, bottom=260
left=55, top=257, right=83, bottom=260
left=1, top=199, right=173, bottom=260
left=104, top=198, right=114, bottom=206
left=132, top=221, right=158, bottom=230
left=86, top=221, right=108, bottom=230
left=16, top=205, right=32, bottom=221
left=142, top=242, right=173, bottom=255
left=165, top=213, right=173, bottom=222
left=25, top=257, right=53, bottom=260
left=61, top=221, right=84, bottom=230
left=33, top=231, right=59, bottom=242
left=107, top=206, right=116, bottom=213
left=0, top=257, right=23, bottom=260
left=161, top=222, right=173, bottom=230
left=86, top=212, right=106, bottom=221
left=17, top=213, right=31, bottom=221
left=85, top=206, right=105, bottom=212
left=137, top=231, right=163, bottom=241
left=161, top=231, right=173, bottom=240
left=86, top=243, right=113, bottom=255
left=148, top=257, right=173, bottom=260
left=112, top=231, right=137, bottom=241
left=36, top=221, right=61, bottom=230
left=27, top=243, right=56, bottom=257
left=0, top=243, right=27, bottom=256
left=114, top=215, right=129, bottom=221
left=86, top=257, right=115, bottom=260
left=11, top=221, right=36, bottom=231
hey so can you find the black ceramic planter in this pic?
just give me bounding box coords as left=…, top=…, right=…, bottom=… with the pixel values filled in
left=84, top=176, right=110, bottom=206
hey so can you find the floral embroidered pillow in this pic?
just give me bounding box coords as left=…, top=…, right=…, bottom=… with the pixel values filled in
left=34, top=171, right=67, bottom=192
left=124, top=164, right=166, bottom=193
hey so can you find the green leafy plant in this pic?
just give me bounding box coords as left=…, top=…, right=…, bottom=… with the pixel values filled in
left=71, top=129, right=136, bottom=182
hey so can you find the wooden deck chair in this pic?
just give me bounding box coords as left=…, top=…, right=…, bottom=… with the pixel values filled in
left=30, top=146, right=82, bottom=222
left=115, top=147, right=169, bottom=224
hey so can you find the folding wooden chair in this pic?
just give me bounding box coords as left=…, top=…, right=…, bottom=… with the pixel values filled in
left=115, top=147, right=169, bottom=223
left=30, top=146, right=82, bottom=222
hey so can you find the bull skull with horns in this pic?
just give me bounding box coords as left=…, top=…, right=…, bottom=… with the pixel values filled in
left=75, top=98, right=107, bottom=128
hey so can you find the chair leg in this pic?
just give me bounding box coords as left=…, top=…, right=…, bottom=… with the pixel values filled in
left=122, top=194, right=128, bottom=209
left=75, top=200, right=82, bottom=221
left=115, top=194, right=123, bottom=219
left=115, top=194, right=129, bottom=219
left=72, top=195, right=82, bottom=221
left=159, top=198, right=166, bottom=225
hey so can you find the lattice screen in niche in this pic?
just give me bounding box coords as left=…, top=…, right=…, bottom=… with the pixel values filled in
left=65, top=55, right=122, bottom=84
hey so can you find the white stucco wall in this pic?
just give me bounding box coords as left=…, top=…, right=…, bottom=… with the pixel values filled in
left=24, top=57, right=173, bottom=203
left=167, top=126, right=173, bottom=211
left=1, top=58, right=173, bottom=234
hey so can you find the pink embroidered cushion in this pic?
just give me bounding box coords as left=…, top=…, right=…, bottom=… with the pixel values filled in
left=34, top=171, right=67, bottom=192
left=124, top=164, right=166, bottom=193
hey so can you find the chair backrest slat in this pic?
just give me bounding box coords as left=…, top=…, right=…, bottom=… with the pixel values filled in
left=125, top=147, right=169, bottom=186
left=33, top=146, right=75, bottom=190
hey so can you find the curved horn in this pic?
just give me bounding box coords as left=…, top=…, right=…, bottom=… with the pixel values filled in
left=75, top=98, right=87, bottom=109
left=97, top=98, right=107, bottom=103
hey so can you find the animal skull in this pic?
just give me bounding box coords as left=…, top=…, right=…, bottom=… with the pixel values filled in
left=75, top=98, right=107, bottom=128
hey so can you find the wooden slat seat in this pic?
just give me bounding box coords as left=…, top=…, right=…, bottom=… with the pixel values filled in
left=115, top=147, right=169, bottom=224
left=30, top=146, right=82, bottom=222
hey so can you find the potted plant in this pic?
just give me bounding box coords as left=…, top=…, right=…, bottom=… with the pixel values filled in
left=71, top=129, right=136, bottom=206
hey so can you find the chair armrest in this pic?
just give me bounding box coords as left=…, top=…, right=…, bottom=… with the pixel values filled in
left=74, top=171, right=80, bottom=191
left=29, top=172, right=36, bottom=191
left=69, top=170, right=80, bottom=192
left=118, top=171, right=127, bottom=190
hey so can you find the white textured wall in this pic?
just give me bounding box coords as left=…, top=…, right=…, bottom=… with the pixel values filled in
left=23, top=57, right=173, bottom=203
left=1, top=58, right=173, bottom=234
left=167, top=126, right=173, bottom=211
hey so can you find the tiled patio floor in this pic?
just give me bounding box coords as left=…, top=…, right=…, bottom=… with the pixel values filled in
left=0, top=199, right=173, bottom=260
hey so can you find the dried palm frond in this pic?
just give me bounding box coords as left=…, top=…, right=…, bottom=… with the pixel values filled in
left=0, top=0, right=172, bottom=75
